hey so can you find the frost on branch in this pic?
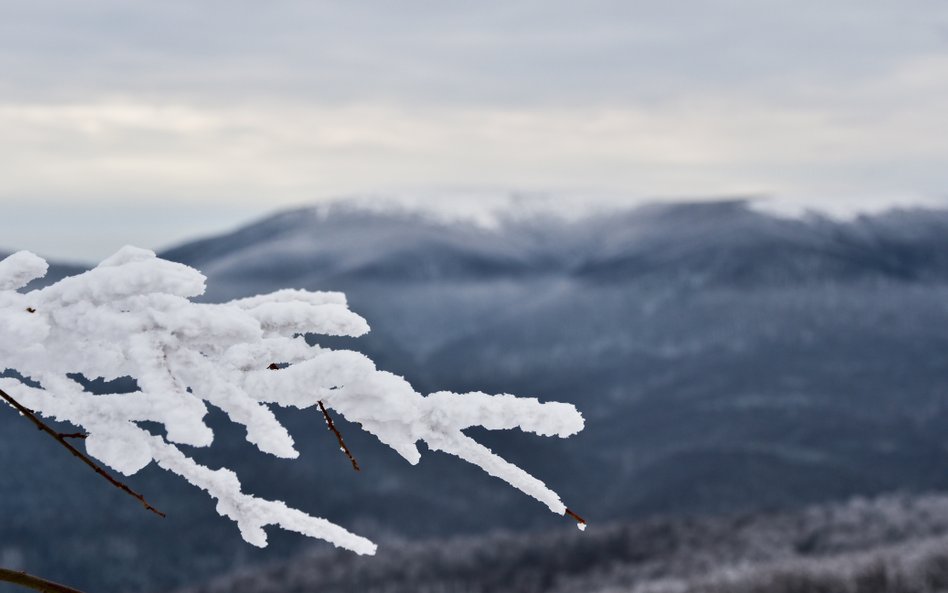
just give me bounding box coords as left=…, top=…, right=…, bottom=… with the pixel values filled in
left=0, top=247, right=585, bottom=554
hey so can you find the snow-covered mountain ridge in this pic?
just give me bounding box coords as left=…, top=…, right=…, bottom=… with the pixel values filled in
left=163, top=199, right=948, bottom=292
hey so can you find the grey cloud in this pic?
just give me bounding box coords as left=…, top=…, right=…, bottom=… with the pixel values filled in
left=2, top=1, right=946, bottom=106
left=1, top=0, right=947, bottom=261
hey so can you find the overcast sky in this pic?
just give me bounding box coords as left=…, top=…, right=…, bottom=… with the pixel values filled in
left=2, top=1, right=948, bottom=260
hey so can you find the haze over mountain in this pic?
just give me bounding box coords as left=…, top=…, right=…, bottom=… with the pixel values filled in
left=3, top=198, right=948, bottom=592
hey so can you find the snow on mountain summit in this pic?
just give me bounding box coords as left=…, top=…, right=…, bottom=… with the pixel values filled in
left=160, top=198, right=948, bottom=295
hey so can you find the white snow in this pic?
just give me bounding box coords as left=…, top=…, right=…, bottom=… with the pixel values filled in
left=0, top=247, right=585, bottom=553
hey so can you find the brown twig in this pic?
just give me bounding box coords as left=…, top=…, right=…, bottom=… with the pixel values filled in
left=0, top=568, right=87, bottom=593
left=266, top=364, right=360, bottom=471
left=57, top=432, right=87, bottom=439
left=565, top=508, right=587, bottom=527
left=0, top=385, right=165, bottom=518
left=317, top=400, right=360, bottom=472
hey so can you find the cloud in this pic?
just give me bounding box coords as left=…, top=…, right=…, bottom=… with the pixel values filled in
left=0, top=1, right=947, bottom=259
left=2, top=1, right=947, bottom=105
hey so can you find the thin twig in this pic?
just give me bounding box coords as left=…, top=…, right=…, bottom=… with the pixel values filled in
left=267, top=364, right=361, bottom=471
left=57, top=432, right=87, bottom=440
left=317, top=400, right=361, bottom=472
left=0, top=568, right=87, bottom=593
left=565, top=508, right=587, bottom=526
left=0, top=385, right=165, bottom=517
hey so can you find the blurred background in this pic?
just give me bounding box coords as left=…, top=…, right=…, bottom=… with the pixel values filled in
left=2, top=2, right=948, bottom=592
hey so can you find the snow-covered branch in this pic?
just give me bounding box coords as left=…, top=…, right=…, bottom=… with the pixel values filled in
left=0, top=247, right=585, bottom=554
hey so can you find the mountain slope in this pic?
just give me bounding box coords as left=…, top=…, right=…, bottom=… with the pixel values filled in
left=4, top=199, right=948, bottom=592
left=167, top=199, right=948, bottom=518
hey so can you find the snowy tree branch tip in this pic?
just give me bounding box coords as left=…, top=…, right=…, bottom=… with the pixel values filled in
left=0, top=247, right=585, bottom=554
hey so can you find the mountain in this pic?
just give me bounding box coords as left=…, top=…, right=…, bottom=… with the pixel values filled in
left=3, top=198, right=948, bottom=592
left=162, top=200, right=948, bottom=291
left=168, top=199, right=948, bottom=519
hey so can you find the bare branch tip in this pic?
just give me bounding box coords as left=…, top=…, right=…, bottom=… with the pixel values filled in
left=317, top=400, right=361, bottom=472
left=565, top=508, right=587, bottom=525
left=0, top=386, right=165, bottom=519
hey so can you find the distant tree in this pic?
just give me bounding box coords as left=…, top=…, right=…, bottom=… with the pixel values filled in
left=0, top=247, right=585, bottom=592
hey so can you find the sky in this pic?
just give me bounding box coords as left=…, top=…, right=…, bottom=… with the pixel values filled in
left=2, top=1, right=948, bottom=261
